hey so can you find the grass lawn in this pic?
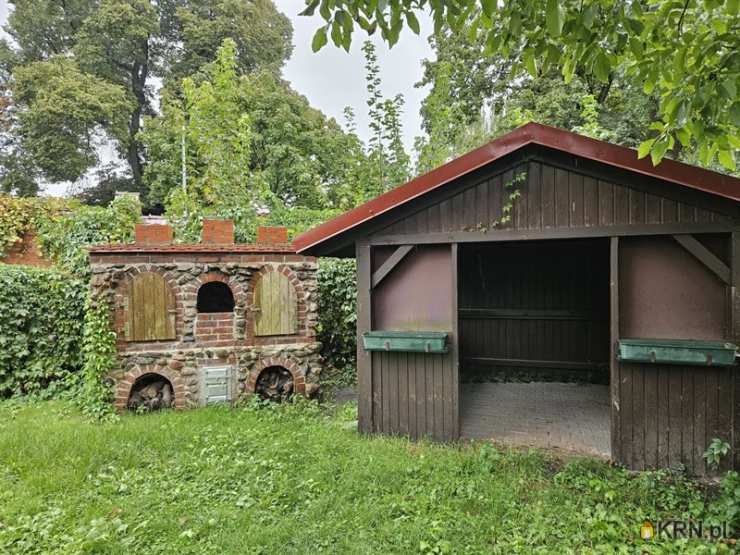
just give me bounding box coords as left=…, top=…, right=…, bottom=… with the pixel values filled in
left=0, top=399, right=734, bottom=554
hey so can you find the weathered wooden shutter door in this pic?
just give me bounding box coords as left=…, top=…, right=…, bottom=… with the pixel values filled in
left=200, top=367, right=232, bottom=405
left=130, top=272, right=176, bottom=341
left=254, top=271, right=297, bottom=336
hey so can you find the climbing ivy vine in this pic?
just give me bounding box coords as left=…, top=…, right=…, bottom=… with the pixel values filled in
left=75, top=293, right=118, bottom=419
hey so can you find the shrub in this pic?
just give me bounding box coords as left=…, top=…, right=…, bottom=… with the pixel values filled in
left=317, top=258, right=357, bottom=382
left=37, top=194, right=140, bottom=277
left=0, top=265, right=86, bottom=397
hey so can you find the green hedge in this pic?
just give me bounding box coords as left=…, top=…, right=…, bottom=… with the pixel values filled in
left=0, top=265, right=86, bottom=397
left=317, top=258, right=357, bottom=382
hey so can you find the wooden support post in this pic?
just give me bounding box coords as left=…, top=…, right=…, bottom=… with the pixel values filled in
left=610, top=236, right=621, bottom=463
left=731, top=232, right=739, bottom=471
left=356, top=241, right=373, bottom=434
left=371, top=245, right=413, bottom=289
left=672, top=234, right=731, bottom=284
left=451, top=243, right=459, bottom=440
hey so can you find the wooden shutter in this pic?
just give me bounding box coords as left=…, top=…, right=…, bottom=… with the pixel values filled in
left=254, top=271, right=297, bottom=336
left=128, top=272, right=176, bottom=341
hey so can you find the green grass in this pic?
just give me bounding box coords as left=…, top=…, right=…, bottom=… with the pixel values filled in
left=0, top=399, right=733, bottom=554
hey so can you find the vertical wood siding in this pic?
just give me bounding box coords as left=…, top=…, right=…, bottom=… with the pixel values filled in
left=374, top=161, right=731, bottom=237
left=129, top=272, right=176, bottom=341
left=616, top=363, right=736, bottom=475
left=458, top=241, right=609, bottom=377
left=370, top=350, right=456, bottom=441
left=254, top=271, right=297, bottom=336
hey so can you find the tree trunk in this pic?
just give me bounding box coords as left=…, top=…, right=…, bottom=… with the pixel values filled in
left=127, top=45, right=149, bottom=191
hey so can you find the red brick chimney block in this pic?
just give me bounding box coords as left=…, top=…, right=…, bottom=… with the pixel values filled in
left=256, top=226, right=288, bottom=244
left=202, top=219, right=235, bottom=244
left=135, top=223, right=173, bottom=245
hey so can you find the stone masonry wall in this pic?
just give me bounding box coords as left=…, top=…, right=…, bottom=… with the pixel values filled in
left=89, top=251, right=321, bottom=410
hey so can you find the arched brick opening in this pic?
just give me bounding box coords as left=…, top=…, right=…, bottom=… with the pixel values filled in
left=115, top=366, right=186, bottom=411
left=184, top=272, right=245, bottom=343
left=246, top=356, right=306, bottom=398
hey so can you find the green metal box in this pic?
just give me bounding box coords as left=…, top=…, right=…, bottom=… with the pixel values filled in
left=618, top=338, right=737, bottom=367
left=362, top=331, right=449, bottom=354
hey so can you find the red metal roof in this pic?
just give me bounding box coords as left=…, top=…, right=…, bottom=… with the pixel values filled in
left=89, top=243, right=296, bottom=254
left=293, top=122, right=739, bottom=254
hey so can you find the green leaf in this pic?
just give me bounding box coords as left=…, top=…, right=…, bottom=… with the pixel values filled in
left=480, top=0, right=496, bottom=17
left=637, top=139, right=653, bottom=159
left=718, top=149, right=736, bottom=171
left=405, top=11, right=420, bottom=34
left=311, top=27, right=328, bottom=52
left=675, top=127, right=691, bottom=148
left=593, top=52, right=611, bottom=82
left=523, top=49, right=537, bottom=77
left=546, top=0, right=564, bottom=36
left=650, top=137, right=669, bottom=165
left=299, top=0, right=320, bottom=17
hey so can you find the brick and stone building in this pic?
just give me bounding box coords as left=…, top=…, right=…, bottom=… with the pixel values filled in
left=89, top=220, right=322, bottom=411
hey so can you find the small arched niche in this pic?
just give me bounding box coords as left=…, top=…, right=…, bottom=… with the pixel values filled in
left=127, top=373, right=174, bottom=411
left=255, top=366, right=294, bottom=402
left=197, top=281, right=235, bottom=313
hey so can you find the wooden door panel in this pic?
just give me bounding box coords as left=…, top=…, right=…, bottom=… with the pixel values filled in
left=254, top=271, right=297, bottom=336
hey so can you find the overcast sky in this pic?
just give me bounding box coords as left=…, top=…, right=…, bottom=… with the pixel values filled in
left=0, top=1, right=434, bottom=196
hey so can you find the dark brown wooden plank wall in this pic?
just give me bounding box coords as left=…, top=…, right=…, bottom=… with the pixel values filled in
left=458, top=240, right=610, bottom=373
left=370, top=350, right=456, bottom=441
left=376, top=161, right=731, bottom=237
left=617, top=363, right=736, bottom=475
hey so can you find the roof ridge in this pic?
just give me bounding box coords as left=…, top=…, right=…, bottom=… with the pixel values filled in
left=293, top=123, right=739, bottom=254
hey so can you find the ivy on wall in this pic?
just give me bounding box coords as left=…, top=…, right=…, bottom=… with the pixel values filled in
left=317, top=258, right=357, bottom=383
left=76, top=293, right=118, bottom=419
left=0, top=196, right=71, bottom=257
left=0, top=265, right=86, bottom=397
left=37, top=195, right=140, bottom=277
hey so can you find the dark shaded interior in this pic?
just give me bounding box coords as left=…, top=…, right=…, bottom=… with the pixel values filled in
left=255, top=366, right=294, bottom=402
left=458, top=239, right=610, bottom=384
left=127, top=373, right=174, bottom=411
left=197, top=282, right=235, bottom=313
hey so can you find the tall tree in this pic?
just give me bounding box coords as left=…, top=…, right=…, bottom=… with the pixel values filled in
left=142, top=39, right=366, bottom=236
left=357, top=41, right=410, bottom=198
left=306, top=0, right=739, bottom=171
left=1, top=0, right=293, bottom=196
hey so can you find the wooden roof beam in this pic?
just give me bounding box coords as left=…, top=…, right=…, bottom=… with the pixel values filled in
left=371, top=245, right=413, bottom=289
left=672, top=234, right=731, bottom=284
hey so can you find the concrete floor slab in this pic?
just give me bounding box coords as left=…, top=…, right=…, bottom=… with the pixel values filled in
left=460, top=382, right=611, bottom=458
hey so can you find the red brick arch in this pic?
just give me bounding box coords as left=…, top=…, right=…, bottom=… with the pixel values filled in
left=246, top=356, right=306, bottom=396
left=183, top=271, right=245, bottom=302
left=114, top=365, right=186, bottom=411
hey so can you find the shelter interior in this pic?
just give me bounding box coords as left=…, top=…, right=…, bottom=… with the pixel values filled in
left=457, top=239, right=612, bottom=456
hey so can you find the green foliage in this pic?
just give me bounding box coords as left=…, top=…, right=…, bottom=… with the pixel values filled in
left=0, top=266, right=86, bottom=398
left=36, top=194, right=140, bottom=276
left=2, top=0, right=295, bottom=195
left=317, top=258, right=357, bottom=381
left=359, top=41, right=411, bottom=198
left=167, top=0, right=293, bottom=83
left=307, top=0, right=739, bottom=171
left=703, top=438, right=732, bottom=471
left=707, top=471, right=740, bottom=535
left=76, top=294, right=118, bottom=420
left=0, top=195, right=71, bottom=257
left=10, top=57, right=132, bottom=183
left=144, top=39, right=366, bottom=241
left=0, top=400, right=730, bottom=552
left=414, top=21, right=659, bottom=174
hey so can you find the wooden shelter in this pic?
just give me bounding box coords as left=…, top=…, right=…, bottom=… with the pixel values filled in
left=294, top=123, right=740, bottom=475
